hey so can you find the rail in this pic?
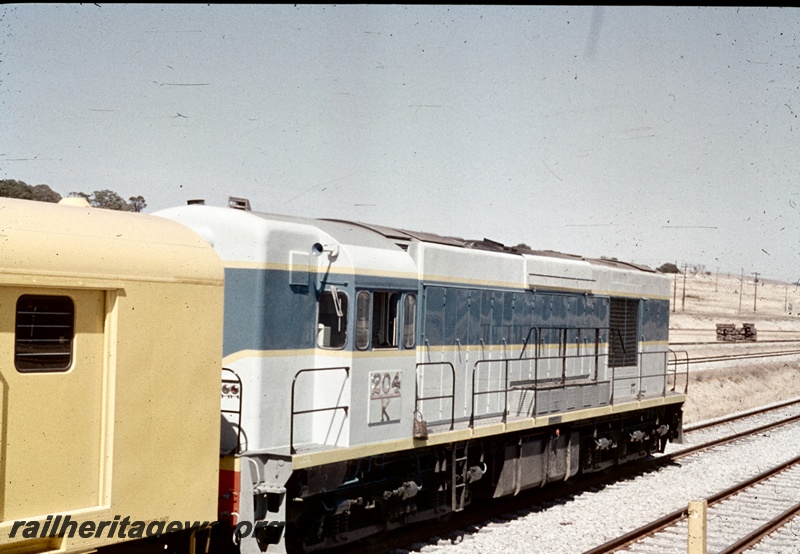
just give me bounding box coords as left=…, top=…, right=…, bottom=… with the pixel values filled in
left=585, top=454, right=800, bottom=554
left=290, top=366, right=350, bottom=454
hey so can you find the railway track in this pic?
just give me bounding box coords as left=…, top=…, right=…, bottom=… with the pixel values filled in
left=580, top=401, right=800, bottom=554
left=670, top=329, right=800, bottom=341
left=378, top=398, right=800, bottom=554
left=671, top=398, right=800, bottom=455
left=683, top=398, right=800, bottom=434
left=584, top=456, right=800, bottom=553
left=670, top=339, right=800, bottom=346
left=349, top=401, right=800, bottom=554
left=667, top=347, right=800, bottom=368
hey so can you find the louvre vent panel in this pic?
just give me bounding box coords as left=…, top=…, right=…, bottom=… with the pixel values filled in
left=609, top=297, right=638, bottom=367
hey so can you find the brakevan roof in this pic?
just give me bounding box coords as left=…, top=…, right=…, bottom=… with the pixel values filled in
left=0, top=197, right=224, bottom=285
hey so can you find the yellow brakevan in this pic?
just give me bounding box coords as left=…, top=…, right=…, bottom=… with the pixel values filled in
left=0, top=197, right=224, bottom=553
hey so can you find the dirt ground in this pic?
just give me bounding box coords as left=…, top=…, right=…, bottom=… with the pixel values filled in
left=665, top=272, right=800, bottom=423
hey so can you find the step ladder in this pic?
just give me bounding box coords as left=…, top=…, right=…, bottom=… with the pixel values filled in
left=451, top=442, right=469, bottom=512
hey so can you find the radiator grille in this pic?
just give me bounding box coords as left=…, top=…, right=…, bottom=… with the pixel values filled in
left=609, top=297, right=638, bottom=367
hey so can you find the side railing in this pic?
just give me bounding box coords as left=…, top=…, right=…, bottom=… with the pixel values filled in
left=667, top=349, right=690, bottom=394
left=464, top=326, right=682, bottom=428
left=414, top=361, right=456, bottom=432
left=470, top=351, right=611, bottom=426
left=628, top=349, right=680, bottom=400
left=290, top=366, right=350, bottom=454
left=471, top=326, right=613, bottom=425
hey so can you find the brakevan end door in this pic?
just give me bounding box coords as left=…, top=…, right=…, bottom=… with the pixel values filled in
left=0, top=288, right=106, bottom=521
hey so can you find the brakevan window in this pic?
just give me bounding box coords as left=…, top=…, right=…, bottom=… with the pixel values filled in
left=609, top=297, right=639, bottom=367
left=15, top=295, right=75, bottom=372
left=317, top=288, right=348, bottom=349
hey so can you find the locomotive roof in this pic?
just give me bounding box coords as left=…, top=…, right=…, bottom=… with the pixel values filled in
left=169, top=199, right=657, bottom=275
left=243, top=210, right=656, bottom=274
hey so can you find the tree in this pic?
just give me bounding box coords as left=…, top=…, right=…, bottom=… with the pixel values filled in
left=69, top=189, right=146, bottom=212
left=657, top=262, right=681, bottom=274
left=1, top=180, right=62, bottom=202
left=128, top=195, right=147, bottom=213
left=1, top=180, right=145, bottom=211
left=0, top=179, right=34, bottom=200
left=31, top=184, right=62, bottom=203
left=92, top=189, right=132, bottom=211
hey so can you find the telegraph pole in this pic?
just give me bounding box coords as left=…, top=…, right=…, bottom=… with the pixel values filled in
left=682, top=263, right=687, bottom=312
left=753, top=272, right=759, bottom=312
left=673, top=273, right=677, bottom=313
left=738, top=269, right=744, bottom=312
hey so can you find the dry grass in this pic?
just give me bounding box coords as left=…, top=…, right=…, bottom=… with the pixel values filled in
left=683, top=361, right=800, bottom=423
left=666, top=272, right=800, bottom=422
left=668, top=272, right=800, bottom=327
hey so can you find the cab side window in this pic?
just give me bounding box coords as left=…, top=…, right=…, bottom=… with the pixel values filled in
left=317, top=288, right=348, bottom=349
left=15, top=295, right=74, bottom=372
left=355, top=290, right=416, bottom=350
left=402, top=293, right=417, bottom=348
left=356, top=291, right=371, bottom=350
left=372, top=291, right=398, bottom=349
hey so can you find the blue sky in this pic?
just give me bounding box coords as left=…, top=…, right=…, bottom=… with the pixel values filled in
left=2, top=5, right=798, bottom=281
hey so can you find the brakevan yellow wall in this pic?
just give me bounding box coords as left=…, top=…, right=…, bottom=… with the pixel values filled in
left=0, top=198, right=224, bottom=553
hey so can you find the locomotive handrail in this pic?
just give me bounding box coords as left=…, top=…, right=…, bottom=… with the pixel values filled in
left=519, top=326, right=624, bottom=360
left=519, top=326, right=623, bottom=384
left=470, top=349, right=612, bottom=427
left=469, top=333, right=678, bottom=428
left=414, top=361, right=456, bottom=432
left=606, top=329, right=630, bottom=405
left=476, top=325, right=616, bottom=426
left=290, top=366, right=350, bottom=455
left=667, top=349, right=690, bottom=394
